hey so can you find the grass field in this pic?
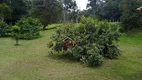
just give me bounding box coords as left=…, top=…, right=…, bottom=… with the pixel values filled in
left=0, top=25, right=142, bottom=80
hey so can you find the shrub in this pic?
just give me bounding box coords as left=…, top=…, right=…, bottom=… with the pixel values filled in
left=87, top=53, right=103, bottom=67
left=50, top=17, right=121, bottom=67
left=0, top=21, right=11, bottom=37
left=16, top=17, right=43, bottom=40
left=12, top=25, right=20, bottom=45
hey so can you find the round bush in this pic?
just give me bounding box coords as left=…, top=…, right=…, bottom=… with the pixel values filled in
left=16, top=17, right=43, bottom=40
left=12, top=26, right=20, bottom=34
left=87, top=53, right=104, bottom=67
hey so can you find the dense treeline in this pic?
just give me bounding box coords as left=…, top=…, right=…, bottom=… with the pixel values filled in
left=0, top=0, right=29, bottom=23
left=0, top=0, right=81, bottom=45
left=84, top=0, right=142, bottom=31
left=0, top=0, right=142, bottom=41
left=0, top=0, right=142, bottom=31
left=0, top=0, right=79, bottom=29
left=120, top=0, right=142, bottom=31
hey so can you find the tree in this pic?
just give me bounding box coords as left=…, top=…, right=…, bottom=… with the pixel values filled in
left=87, top=0, right=102, bottom=15
left=99, top=0, right=122, bottom=21
left=120, top=0, right=140, bottom=31
left=0, top=3, right=12, bottom=21
left=87, top=0, right=122, bottom=21
left=79, top=10, right=90, bottom=17
left=0, top=0, right=29, bottom=23
left=30, top=0, right=62, bottom=30
left=12, top=25, right=20, bottom=45
left=61, top=0, right=79, bottom=22
left=10, top=0, right=29, bottom=23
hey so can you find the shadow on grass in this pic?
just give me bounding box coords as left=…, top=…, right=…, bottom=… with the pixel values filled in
left=14, top=44, right=20, bottom=46
left=124, top=71, right=142, bottom=80
left=14, top=43, right=24, bottom=46
left=47, top=53, right=81, bottom=64
left=40, top=27, right=57, bottom=31
left=47, top=53, right=103, bottom=68
left=46, top=27, right=57, bottom=30
left=0, top=35, right=12, bottom=38
left=40, top=24, right=63, bottom=31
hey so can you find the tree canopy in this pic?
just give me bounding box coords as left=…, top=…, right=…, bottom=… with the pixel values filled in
left=61, top=0, right=79, bottom=22
left=30, top=0, right=62, bottom=30
left=87, top=0, right=122, bottom=21
left=0, top=3, right=12, bottom=21
left=0, top=0, right=29, bottom=23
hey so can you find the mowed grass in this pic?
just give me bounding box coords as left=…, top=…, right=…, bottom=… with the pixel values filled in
left=0, top=25, right=142, bottom=80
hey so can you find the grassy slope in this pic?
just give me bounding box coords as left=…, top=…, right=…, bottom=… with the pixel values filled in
left=0, top=25, right=142, bottom=80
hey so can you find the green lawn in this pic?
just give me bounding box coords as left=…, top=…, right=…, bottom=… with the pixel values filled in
left=0, top=25, right=142, bottom=80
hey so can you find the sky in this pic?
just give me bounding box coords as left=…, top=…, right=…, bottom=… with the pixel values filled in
left=76, top=0, right=88, bottom=10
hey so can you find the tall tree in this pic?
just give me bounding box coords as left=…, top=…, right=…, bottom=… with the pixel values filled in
left=79, top=10, right=90, bottom=17
left=99, top=0, right=122, bottom=21
left=87, top=0, right=103, bottom=15
left=0, top=3, right=12, bottom=21
left=11, top=0, right=28, bottom=23
left=87, top=0, right=122, bottom=21
left=61, top=0, right=79, bottom=22
left=30, top=0, right=62, bottom=30
left=0, top=0, right=29, bottom=23
left=120, top=0, right=140, bottom=31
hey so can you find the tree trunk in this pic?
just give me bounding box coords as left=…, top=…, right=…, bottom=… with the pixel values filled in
left=16, top=38, right=19, bottom=45
left=0, top=16, right=4, bottom=22
left=43, top=26, right=46, bottom=30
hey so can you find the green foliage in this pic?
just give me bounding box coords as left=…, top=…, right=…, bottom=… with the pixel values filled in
left=87, top=52, right=103, bottom=67
left=120, top=0, right=141, bottom=31
left=62, top=0, right=79, bottom=22
left=12, top=25, right=20, bottom=45
left=54, top=41, right=63, bottom=52
left=0, top=0, right=29, bottom=23
left=0, top=3, right=12, bottom=21
left=87, top=0, right=122, bottom=21
left=106, top=45, right=120, bottom=59
left=12, top=26, right=20, bottom=33
left=16, top=17, right=42, bottom=40
left=30, top=0, right=62, bottom=29
left=0, top=21, right=11, bottom=37
left=47, top=41, right=54, bottom=48
left=50, top=17, right=121, bottom=67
